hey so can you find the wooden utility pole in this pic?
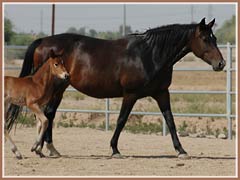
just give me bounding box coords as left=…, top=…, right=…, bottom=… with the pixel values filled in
left=51, top=4, right=55, bottom=35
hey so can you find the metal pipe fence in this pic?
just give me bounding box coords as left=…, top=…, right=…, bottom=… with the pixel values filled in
left=4, top=43, right=236, bottom=139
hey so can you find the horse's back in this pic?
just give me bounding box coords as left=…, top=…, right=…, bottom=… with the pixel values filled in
left=32, top=33, right=151, bottom=98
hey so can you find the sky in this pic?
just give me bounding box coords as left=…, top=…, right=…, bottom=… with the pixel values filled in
left=4, top=3, right=236, bottom=35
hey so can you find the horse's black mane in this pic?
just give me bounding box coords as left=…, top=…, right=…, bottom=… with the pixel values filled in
left=127, top=23, right=198, bottom=82
left=130, top=23, right=197, bottom=36
left=128, top=23, right=197, bottom=60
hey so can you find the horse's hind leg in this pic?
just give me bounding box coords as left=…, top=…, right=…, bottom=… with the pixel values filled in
left=4, top=130, right=23, bottom=159
left=110, top=94, right=138, bottom=157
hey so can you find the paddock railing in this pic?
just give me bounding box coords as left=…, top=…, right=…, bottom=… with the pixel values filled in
left=4, top=43, right=236, bottom=139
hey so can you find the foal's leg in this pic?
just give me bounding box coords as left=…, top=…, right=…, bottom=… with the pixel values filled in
left=152, top=90, right=189, bottom=159
left=28, top=104, right=49, bottom=152
left=110, top=94, right=138, bottom=157
left=34, top=118, right=46, bottom=158
left=4, top=129, right=23, bottom=159
left=4, top=98, right=23, bottom=159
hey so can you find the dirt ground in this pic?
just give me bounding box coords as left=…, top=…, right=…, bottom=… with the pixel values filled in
left=4, top=127, right=236, bottom=177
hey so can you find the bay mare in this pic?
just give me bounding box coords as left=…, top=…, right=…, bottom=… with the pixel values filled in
left=5, top=50, right=69, bottom=159
left=6, top=18, right=225, bottom=159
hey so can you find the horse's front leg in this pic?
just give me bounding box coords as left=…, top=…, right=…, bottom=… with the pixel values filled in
left=152, top=90, right=189, bottom=159
left=43, top=89, right=65, bottom=157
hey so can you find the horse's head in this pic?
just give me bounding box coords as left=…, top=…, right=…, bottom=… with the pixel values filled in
left=48, top=49, right=69, bottom=81
left=190, top=18, right=225, bottom=71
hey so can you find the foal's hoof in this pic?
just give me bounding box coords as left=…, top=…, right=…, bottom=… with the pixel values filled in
left=111, top=153, right=125, bottom=159
left=178, top=153, right=191, bottom=160
left=35, top=150, right=45, bottom=158
left=31, top=147, right=36, bottom=152
left=31, top=143, right=39, bottom=152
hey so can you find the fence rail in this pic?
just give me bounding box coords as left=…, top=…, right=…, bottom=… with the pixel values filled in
left=4, top=43, right=236, bottom=139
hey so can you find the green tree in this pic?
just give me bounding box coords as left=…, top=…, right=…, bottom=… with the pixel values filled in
left=4, top=17, right=15, bottom=44
left=66, top=27, right=78, bottom=34
left=89, top=29, right=97, bottom=37
left=97, top=31, right=121, bottom=40
left=37, top=32, right=48, bottom=38
left=78, top=27, right=86, bottom=35
left=10, top=33, right=35, bottom=45
left=215, top=15, right=235, bottom=44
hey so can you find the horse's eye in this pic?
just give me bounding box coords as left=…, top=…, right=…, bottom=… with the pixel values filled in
left=54, top=63, right=58, bottom=67
left=202, top=36, right=210, bottom=43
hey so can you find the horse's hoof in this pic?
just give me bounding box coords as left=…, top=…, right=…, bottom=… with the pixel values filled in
left=111, top=153, right=125, bottom=159
left=178, top=153, right=191, bottom=159
left=16, top=154, right=23, bottom=160
left=49, top=152, right=61, bottom=158
left=46, top=143, right=61, bottom=158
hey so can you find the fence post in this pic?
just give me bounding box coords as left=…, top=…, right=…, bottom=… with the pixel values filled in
left=105, top=98, right=110, bottom=131
left=162, top=116, right=166, bottom=136
left=226, top=42, right=232, bottom=140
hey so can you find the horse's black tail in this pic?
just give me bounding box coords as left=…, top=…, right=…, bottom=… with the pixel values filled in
left=19, top=38, right=42, bottom=77
left=6, top=38, right=42, bottom=132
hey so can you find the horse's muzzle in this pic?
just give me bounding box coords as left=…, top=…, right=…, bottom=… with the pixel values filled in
left=213, top=59, right=226, bottom=71
left=64, top=73, right=70, bottom=81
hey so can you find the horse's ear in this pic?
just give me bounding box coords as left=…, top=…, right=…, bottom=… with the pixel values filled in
left=58, top=49, right=64, bottom=56
left=207, top=18, right=215, bottom=29
left=199, top=17, right=206, bottom=31
left=49, top=49, right=56, bottom=58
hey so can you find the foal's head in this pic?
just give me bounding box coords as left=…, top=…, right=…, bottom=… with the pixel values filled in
left=48, top=50, right=69, bottom=81
left=190, top=18, right=225, bottom=71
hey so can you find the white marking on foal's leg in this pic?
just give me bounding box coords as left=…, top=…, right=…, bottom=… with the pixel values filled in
left=37, top=119, right=41, bottom=135
left=31, top=113, right=48, bottom=152
left=46, top=143, right=61, bottom=157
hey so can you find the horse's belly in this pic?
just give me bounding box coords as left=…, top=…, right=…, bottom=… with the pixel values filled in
left=71, top=78, right=123, bottom=98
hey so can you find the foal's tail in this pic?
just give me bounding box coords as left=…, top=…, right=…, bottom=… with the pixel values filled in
left=6, top=38, right=43, bottom=132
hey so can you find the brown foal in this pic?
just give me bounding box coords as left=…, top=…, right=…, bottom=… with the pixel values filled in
left=4, top=50, right=69, bottom=159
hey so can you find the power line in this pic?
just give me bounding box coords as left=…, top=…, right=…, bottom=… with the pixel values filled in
left=51, top=4, right=55, bottom=35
